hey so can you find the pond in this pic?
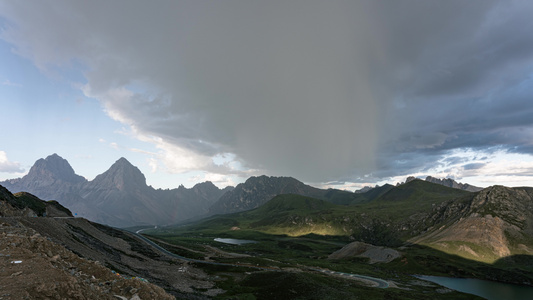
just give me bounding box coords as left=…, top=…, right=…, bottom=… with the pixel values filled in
left=417, top=275, right=533, bottom=300
left=214, top=238, right=258, bottom=245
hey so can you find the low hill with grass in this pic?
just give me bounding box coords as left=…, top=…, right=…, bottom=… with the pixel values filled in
left=0, top=185, right=73, bottom=217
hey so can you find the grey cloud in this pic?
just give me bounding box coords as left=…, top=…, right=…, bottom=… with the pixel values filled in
left=463, top=163, right=486, bottom=170
left=442, top=156, right=470, bottom=166
left=2, top=1, right=533, bottom=183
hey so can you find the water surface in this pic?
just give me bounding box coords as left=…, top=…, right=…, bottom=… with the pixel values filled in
left=417, top=275, right=533, bottom=300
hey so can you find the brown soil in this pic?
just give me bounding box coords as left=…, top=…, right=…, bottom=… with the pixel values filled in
left=0, top=216, right=227, bottom=299
left=0, top=220, right=173, bottom=300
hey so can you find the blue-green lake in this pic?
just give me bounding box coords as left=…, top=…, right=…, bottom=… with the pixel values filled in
left=417, top=275, right=533, bottom=300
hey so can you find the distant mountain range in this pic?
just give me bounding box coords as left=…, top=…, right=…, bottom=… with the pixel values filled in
left=424, top=176, right=482, bottom=192
left=357, top=176, right=482, bottom=194
left=1, top=154, right=484, bottom=227
left=1, top=154, right=230, bottom=227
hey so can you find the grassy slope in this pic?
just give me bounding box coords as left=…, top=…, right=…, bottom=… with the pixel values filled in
left=176, top=181, right=469, bottom=239
left=147, top=182, right=533, bottom=298
left=10, top=192, right=73, bottom=217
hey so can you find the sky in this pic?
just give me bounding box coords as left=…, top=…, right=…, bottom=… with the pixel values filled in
left=1, top=0, right=533, bottom=190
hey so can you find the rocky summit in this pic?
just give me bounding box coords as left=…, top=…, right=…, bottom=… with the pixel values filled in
left=1, top=154, right=87, bottom=202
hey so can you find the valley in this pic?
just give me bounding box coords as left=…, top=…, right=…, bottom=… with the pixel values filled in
left=2, top=154, right=533, bottom=299
left=138, top=187, right=533, bottom=298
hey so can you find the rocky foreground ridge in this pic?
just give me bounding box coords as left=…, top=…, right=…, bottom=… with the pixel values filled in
left=0, top=186, right=174, bottom=299
left=0, top=222, right=173, bottom=300
left=0, top=185, right=236, bottom=299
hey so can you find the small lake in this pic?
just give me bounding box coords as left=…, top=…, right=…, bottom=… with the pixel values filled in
left=214, top=238, right=257, bottom=245
left=417, top=275, right=533, bottom=300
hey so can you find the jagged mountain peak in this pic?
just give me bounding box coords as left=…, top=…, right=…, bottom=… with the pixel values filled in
left=91, top=157, right=146, bottom=190
left=111, top=157, right=135, bottom=168
left=26, top=153, right=85, bottom=184
left=192, top=181, right=220, bottom=192
left=193, top=181, right=216, bottom=188
left=115, top=156, right=130, bottom=164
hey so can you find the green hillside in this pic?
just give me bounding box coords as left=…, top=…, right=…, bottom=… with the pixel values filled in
left=156, top=181, right=533, bottom=262
left=167, top=181, right=474, bottom=242
left=145, top=181, right=533, bottom=298
left=4, top=191, right=73, bottom=217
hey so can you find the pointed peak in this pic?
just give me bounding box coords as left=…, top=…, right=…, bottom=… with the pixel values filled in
left=194, top=181, right=216, bottom=188
left=47, top=153, right=61, bottom=158
left=115, top=157, right=132, bottom=165
left=93, top=157, right=146, bottom=190
left=192, top=181, right=220, bottom=191
left=108, top=157, right=137, bottom=171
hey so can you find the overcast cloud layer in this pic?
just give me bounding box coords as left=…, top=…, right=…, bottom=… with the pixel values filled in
left=2, top=1, right=533, bottom=184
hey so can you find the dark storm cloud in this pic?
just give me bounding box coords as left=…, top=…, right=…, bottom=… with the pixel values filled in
left=2, top=0, right=533, bottom=182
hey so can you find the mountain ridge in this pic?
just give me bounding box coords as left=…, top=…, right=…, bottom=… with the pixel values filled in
left=209, top=175, right=335, bottom=215
left=1, top=154, right=487, bottom=228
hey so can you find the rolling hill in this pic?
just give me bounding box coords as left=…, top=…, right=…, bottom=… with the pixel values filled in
left=174, top=180, right=533, bottom=263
